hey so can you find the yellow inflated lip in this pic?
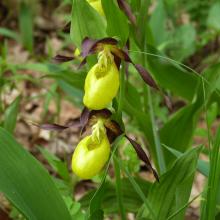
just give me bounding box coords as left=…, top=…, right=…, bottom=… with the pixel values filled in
left=71, top=133, right=110, bottom=179
left=83, top=49, right=119, bottom=110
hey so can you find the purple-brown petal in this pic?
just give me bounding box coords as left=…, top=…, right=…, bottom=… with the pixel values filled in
left=53, top=55, right=74, bottom=63
left=81, top=37, right=119, bottom=58
left=81, top=37, right=97, bottom=58
left=125, top=135, right=159, bottom=181
left=80, top=107, right=91, bottom=134
left=38, top=123, right=69, bottom=131
left=134, top=64, right=158, bottom=90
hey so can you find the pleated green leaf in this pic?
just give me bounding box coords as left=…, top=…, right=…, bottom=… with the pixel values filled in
left=139, top=147, right=201, bottom=220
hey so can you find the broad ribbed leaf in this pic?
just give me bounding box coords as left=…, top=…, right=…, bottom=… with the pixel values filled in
left=140, top=147, right=201, bottom=220
left=149, top=0, right=168, bottom=46
left=160, top=103, right=200, bottom=164
left=207, top=2, right=220, bottom=31
left=160, top=64, right=220, bottom=165
left=0, top=127, right=71, bottom=220
left=201, top=127, right=220, bottom=220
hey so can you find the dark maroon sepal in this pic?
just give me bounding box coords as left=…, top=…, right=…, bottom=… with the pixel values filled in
left=81, top=37, right=118, bottom=58
left=125, top=135, right=159, bottom=181
left=34, top=123, right=69, bottom=131
left=134, top=64, right=159, bottom=89
left=52, top=55, right=74, bottom=63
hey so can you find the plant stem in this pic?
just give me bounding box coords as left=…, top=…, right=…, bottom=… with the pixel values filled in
left=113, top=61, right=126, bottom=219
left=146, top=86, right=166, bottom=174
left=115, top=155, right=156, bottom=219
left=167, top=194, right=201, bottom=220
left=140, top=39, right=166, bottom=174
left=116, top=62, right=125, bottom=122
left=113, top=151, right=126, bottom=220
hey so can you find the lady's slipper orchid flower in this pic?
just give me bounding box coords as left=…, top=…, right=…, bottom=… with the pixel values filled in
left=36, top=109, right=159, bottom=181
left=71, top=119, right=110, bottom=179
left=83, top=48, right=119, bottom=110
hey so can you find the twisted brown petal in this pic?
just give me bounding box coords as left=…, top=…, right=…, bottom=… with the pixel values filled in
left=125, top=135, right=159, bottom=181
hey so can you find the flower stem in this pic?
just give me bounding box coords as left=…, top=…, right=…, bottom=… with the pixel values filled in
left=113, top=150, right=126, bottom=220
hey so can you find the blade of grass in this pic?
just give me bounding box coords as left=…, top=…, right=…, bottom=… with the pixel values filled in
left=163, top=144, right=209, bottom=177
left=128, top=50, right=220, bottom=99
left=167, top=194, right=201, bottom=220
left=145, top=86, right=166, bottom=174
left=202, top=78, right=212, bottom=152
left=0, top=28, right=20, bottom=41
left=19, top=1, right=34, bottom=52
left=200, top=72, right=220, bottom=220
left=3, top=95, right=21, bottom=134
left=141, top=41, right=166, bottom=174
left=39, top=147, right=70, bottom=182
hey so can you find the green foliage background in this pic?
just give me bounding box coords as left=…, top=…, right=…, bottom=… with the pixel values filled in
left=0, top=0, right=220, bottom=219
